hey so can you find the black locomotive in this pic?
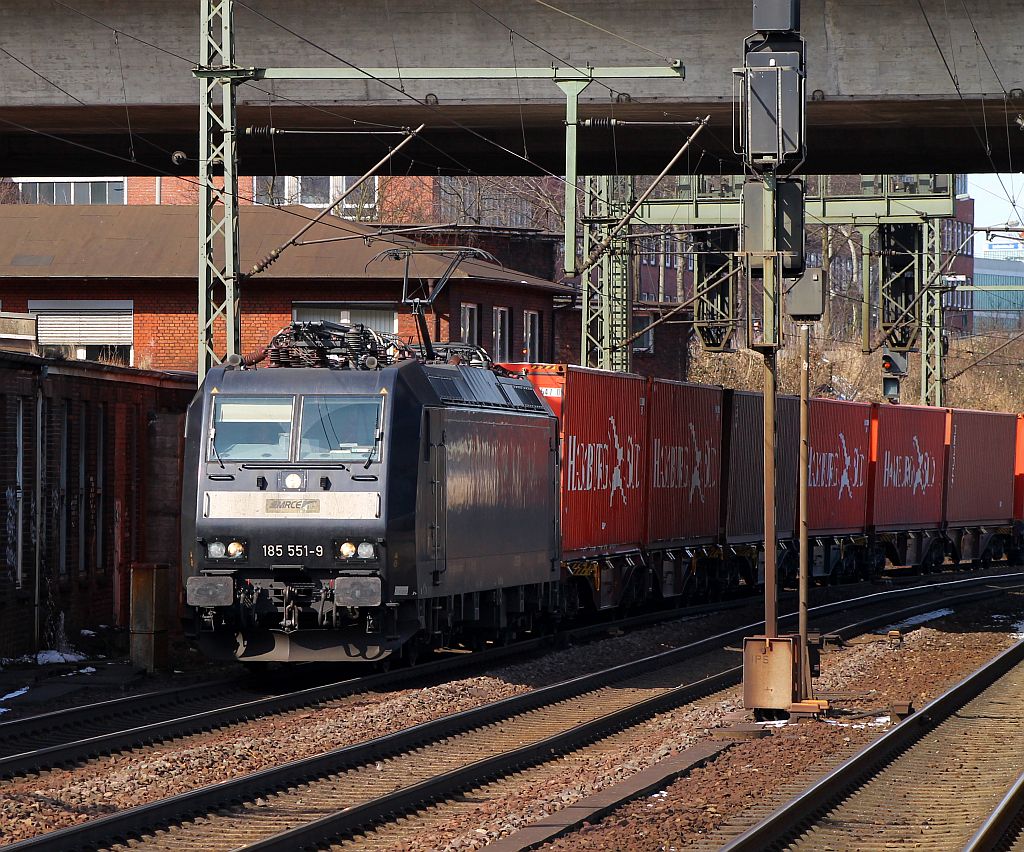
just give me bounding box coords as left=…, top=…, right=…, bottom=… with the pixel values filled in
left=182, top=322, right=561, bottom=663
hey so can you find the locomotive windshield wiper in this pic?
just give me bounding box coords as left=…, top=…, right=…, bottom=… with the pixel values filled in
left=208, top=426, right=225, bottom=469
left=364, top=414, right=383, bottom=469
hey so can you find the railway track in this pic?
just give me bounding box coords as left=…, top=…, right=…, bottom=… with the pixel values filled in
left=9, top=573, right=1021, bottom=852
left=0, top=585, right=786, bottom=781
left=723, top=625, right=1024, bottom=851
left=0, top=569, right=976, bottom=780
left=0, top=591, right=776, bottom=779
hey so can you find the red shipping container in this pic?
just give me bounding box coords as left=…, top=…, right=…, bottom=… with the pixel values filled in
left=506, top=364, right=647, bottom=558
left=945, top=409, right=1017, bottom=525
left=1016, top=415, right=1024, bottom=522
left=724, top=391, right=800, bottom=542
left=646, top=380, right=723, bottom=546
left=869, top=404, right=946, bottom=530
left=806, top=399, right=871, bottom=535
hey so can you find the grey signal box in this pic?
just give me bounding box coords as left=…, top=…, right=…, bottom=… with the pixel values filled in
left=754, top=0, right=800, bottom=31
left=786, top=267, right=824, bottom=321
left=743, top=42, right=804, bottom=162
left=742, top=178, right=805, bottom=276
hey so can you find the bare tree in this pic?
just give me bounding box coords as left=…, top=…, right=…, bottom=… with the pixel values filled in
left=0, top=178, right=21, bottom=204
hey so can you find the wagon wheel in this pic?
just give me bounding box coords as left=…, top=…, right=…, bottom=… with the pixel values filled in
left=920, top=541, right=945, bottom=574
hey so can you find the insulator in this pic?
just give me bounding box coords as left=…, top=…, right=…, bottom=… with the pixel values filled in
left=345, top=327, right=363, bottom=358
left=245, top=126, right=277, bottom=137
left=587, top=117, right=613, bottom=129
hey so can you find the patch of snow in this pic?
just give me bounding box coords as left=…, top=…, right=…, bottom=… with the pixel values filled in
left=1011, top=620, right=1024, bottom=640
left=824, top=715, right=893, bottom=729
left=887, top=608, right=954, bottom=632
left=79, top=629, right=97, bottom=637
left=1, top=686, right=29, bottom=703
left=34, top=649, right=87, bottom=664
left=62, top=666, right=97, bottom=677
left=0, top=685, right=30, bottom=714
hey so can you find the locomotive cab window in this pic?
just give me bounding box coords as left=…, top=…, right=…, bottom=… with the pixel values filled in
left=210, top=396, right=294, bottom=461
left=298, top=396, right=384, bottom=462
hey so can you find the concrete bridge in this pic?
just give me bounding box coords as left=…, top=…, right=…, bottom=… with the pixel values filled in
left=1, top=0, right=1021, bottom=175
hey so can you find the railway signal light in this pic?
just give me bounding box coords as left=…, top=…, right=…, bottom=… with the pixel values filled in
left=881, top=348, right=908, bottom=401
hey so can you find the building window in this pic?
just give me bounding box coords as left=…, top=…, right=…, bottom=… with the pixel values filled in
left=297, top=176, right=331, bottom=206
left=523, top=310, right=541, bottom=362
left=15, top=178, right=125, bottom=205
left=292, top=304, right=397, bottom=335
left=254, top=176, right=287, bottom=205
left=492, top=307, right=511, bottom=361
left=632, top=314, right=654, bottom=352
left=461, top=303, right=480, bottom=346
left=253, top=175, right=378, bottom=215
left=339, top=175, right=379, bottom=212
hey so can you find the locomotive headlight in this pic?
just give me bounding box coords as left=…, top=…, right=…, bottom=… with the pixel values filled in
left=227, top=541, right=246, bottom=559
left=339, top=541, right=357, bottom=559
left=356, top=541, right=375, bottom=559
left=284, top=473, right=303, bottom=490
left=206, top=541, right=227, bottom=559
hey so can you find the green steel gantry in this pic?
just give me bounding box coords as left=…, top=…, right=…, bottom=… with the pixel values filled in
left=195, top=0, right=969, bottom=403
left=193, top=0, right=684, bottom=378
left=598, top=174, right=957, bottom=403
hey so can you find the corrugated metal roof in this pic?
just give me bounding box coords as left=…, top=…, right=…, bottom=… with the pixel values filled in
left=0, top=205, right=572, bottom=293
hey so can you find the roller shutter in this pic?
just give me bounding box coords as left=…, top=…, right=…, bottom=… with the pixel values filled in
left=29, top=300, right=133, bottom=346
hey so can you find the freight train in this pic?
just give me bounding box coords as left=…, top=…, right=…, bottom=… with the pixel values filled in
left=182, top=321, right=1024, bottom=663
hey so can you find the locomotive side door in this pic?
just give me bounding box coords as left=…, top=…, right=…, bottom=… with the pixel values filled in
left=427, top=408, right=447, bottom=585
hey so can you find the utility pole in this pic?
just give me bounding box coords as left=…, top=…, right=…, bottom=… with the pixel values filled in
left=859, top=225, right=875, bottom=353
left=919, top=219, right=946, bottom=406
left=798, top=323, right=812, bottom=699
left=583, top=175, right=633, bottom=371
left=736, top=0, right=822, bottom=718
left=197, top=0, right=241, bottom=379
left=192, top=2, right=682, bottom=381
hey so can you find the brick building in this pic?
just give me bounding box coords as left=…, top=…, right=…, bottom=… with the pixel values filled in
left=6, top=174, right=697, bottom=380
left=0, top=205, right=570, bottom=373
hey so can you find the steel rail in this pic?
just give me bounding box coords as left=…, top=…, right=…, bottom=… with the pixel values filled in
left=722, top=635, right=1024, bottom=851
left=0, top=568, right=960, bottom=779
left=0, top=593, right=758, bottom=778
left=236, top=584, right=1024, bottom=852
left=8, top=575, right=1019, bottom=852
left=964, top=769, right=1024, bottom=852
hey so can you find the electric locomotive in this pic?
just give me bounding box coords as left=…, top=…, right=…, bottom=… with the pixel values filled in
left=182, top=322, right=561, bottom=663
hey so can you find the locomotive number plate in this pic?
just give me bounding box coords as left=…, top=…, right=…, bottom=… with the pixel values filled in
left=262, top=544, right=326, bottom=558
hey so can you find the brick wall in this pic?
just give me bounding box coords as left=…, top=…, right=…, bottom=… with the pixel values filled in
left=1, top=278, right=558, bottom=373
left=446, top=281, right=555, bottom=362
left=554, top=307, right=692, bottom=381
left=126, top=176, right=251, bottom=207
left=415, top=230, right=562, bottom=283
